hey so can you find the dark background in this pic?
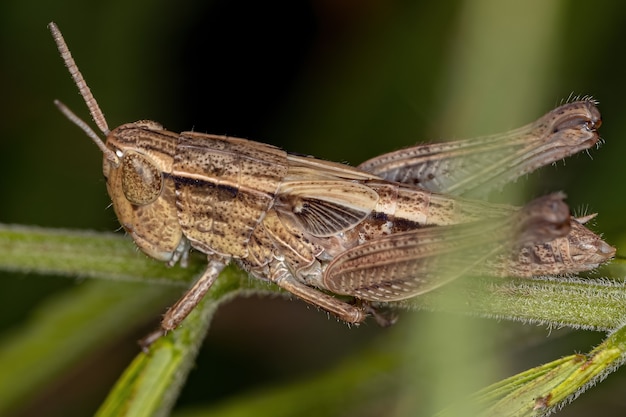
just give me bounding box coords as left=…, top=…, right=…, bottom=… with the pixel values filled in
left=2, top=1, right=626, bottom=416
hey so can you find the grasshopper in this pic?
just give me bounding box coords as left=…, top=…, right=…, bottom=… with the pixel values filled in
left=49, top=23, right=614, bottom=345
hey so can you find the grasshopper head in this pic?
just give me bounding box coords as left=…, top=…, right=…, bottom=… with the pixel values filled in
left=103, top=122, right=187, bottom=264
left=50, top=22, right=188, bottom=266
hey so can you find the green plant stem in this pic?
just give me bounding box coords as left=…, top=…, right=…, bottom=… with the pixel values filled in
left=408, top=273, right=626, bottom=331
left=1, top=224, right=623, bottom=332
left=0, top=224, right=274, bottom=416
left=94, top=266, right=269, bottom=417
left=2, top=224, right=625, bottom=416
left=438, top=321, right=626, bottom=416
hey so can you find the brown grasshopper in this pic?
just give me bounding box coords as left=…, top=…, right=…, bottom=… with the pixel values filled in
left=49, top=23, right=614, bottom=345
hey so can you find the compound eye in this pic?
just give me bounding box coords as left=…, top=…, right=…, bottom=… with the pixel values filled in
left=121, top=152, right=163, bottom=205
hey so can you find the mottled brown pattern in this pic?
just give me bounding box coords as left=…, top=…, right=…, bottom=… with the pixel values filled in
left=173, top=134, right=288, bottom=258
left=323, top=194, right=578, bottom=301
left=246, top=210, right=322, bottom=273
left=49, top=21, right=614, bottom=343
left=104, top=126, right=183, bottom=264
left=98, top=118, right=615, bottom=331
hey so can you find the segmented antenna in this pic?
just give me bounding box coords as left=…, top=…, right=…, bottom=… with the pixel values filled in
left=48, top=22, right=119, bottom=165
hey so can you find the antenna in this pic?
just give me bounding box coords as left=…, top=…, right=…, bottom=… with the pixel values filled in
left=48, top=22, right=119, bottom=165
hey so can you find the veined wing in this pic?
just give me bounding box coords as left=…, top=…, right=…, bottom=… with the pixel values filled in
left=357, top=100, right=601, bottom=197
left=274, top=153, right=382, bottom=237
left=274, top=180, right=379, bottom=237
left=322, top=193, right=571, bottom=301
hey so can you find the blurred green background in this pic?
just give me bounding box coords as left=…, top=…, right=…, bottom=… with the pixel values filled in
left=2, top=0, right=626, bottom=416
